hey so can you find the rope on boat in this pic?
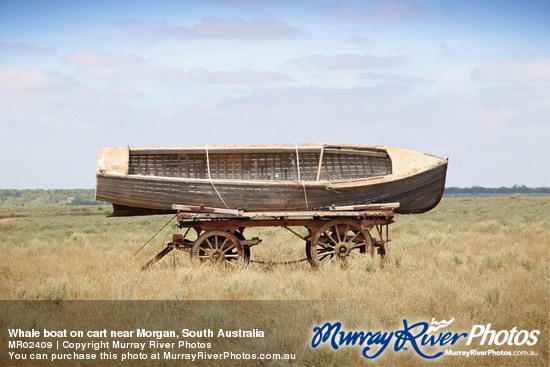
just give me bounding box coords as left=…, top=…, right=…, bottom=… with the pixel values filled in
left=205, top=144, right=230, bottom=208
left=301, top=180, right=309, bottom=210
left=295, top=143, right=310, bottom=210
left=129, top=214, right=176, bottom=260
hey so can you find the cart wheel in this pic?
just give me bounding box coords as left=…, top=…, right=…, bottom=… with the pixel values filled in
left=233, top=231, right=251, bottom=263
left=190, top=231, right=244, bottom=267
left=308, top=219, right=373, bottom=268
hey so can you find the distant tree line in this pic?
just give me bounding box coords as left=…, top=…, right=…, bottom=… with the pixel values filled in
left=0, top=189, right=102, bottom=206
left=444, top=185, right=549, bottom=196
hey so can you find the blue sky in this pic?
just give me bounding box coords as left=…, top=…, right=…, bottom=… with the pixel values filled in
left=1, top=0, right=549, bottom=188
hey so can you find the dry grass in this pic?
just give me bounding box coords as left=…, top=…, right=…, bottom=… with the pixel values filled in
left=0, top=197, right=548, bottom=365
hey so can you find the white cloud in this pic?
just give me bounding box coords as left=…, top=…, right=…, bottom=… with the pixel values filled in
left=289, top=52, right=407, bottom=70
left=184, top=68, right=292, bottom=84
left=438, top=43, right=456, bottom=57
left=108, top=85, right=144, bottom=98
left=64, top=50, right=145, bottom=68
left=63, top=50, right=183, bottom=80
left=471, top=58, right=550, bottom=82
left=116, top=15, right=302, bottom=39
left=342, top=36, right=372, bottom=45
left=0, top=41, right=56, bottom=54
left=358, top=72, right=431, bottom=84
left=320, top=1, right=427, bottom=20
left=0, top=64, right=72, bottom=92
left=63, top=50, right=293, bottom=84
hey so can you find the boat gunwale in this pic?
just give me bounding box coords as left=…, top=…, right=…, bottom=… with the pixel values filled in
left=128, top=143, right=388, bottom=154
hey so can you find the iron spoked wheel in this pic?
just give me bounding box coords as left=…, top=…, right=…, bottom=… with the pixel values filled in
left=190, top=231, right=244, bottom=267
left=308, top=219, right=373, bottom=268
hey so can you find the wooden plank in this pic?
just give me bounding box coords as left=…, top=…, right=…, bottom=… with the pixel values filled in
left=330, top=202, right=400, bottom=211
left=131, top=146, right=325, bottom=155
left=323, top=148, right=387, bottom=158
left=176, top=209, right=395, bottom=219
left=172, top=204, right=242, bottom=216
left=162, top=160, right=203, bottom=166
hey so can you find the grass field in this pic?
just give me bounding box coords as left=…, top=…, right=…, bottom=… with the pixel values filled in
left=0, top=197, right=548, bottom=365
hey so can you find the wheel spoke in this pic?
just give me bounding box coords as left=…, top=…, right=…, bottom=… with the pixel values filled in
left=317, top=239, right=335, bottom=248
left=317, top=249, right=334, bottom=262
left=214, top=235, right=219, bottom=249
left=347, top=230, right=361, bottom=244
left=343, top=224, right=350, bottom=242
left=335, top=224, right=341, bottom=242
left=350, top=252, right=368, bottom=257
left=205, top=238, right=214, bottom=249
left=319, top=253, right=334, bottom=261
left=223, top=243, right=236, bottom=253
left=350, top=242, right=367, bottom=249
left=324, top=230, right=338, bottom=245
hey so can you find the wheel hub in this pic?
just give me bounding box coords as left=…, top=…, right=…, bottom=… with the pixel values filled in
left=209, top=249, right=225, bottom=263
left=334, top=242, right=350, bottom=257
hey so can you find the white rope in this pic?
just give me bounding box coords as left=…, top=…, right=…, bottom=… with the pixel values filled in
left=302, top=180, right=309, bottom=210
left=205, top=145, right=230, bottom=208
left=296, top=143, right=309, bottom=210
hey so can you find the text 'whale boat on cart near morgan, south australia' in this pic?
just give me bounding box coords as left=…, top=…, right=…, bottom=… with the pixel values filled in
left=95, top=144, right=448, bottom=217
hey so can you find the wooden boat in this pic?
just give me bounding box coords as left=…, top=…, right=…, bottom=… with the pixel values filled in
left=95, top=144, right=448, bottom=217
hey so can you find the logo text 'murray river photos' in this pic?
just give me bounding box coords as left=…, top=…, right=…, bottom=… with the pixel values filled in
left=311, top=319, right=540, bottom=359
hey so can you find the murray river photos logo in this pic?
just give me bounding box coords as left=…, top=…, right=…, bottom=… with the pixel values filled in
left=311, top=318, right=540, bottom=359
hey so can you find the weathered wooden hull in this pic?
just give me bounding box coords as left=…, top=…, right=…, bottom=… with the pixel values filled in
left=96, top=159, right=447, bottom=216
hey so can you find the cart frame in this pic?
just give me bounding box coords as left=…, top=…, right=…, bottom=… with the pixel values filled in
left=142, top=203, right=398, bottom=270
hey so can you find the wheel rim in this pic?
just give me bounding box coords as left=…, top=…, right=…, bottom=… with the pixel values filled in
left=190, top=231, right=243, bottom=267
left=309, top=219, right=373, bottom=268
